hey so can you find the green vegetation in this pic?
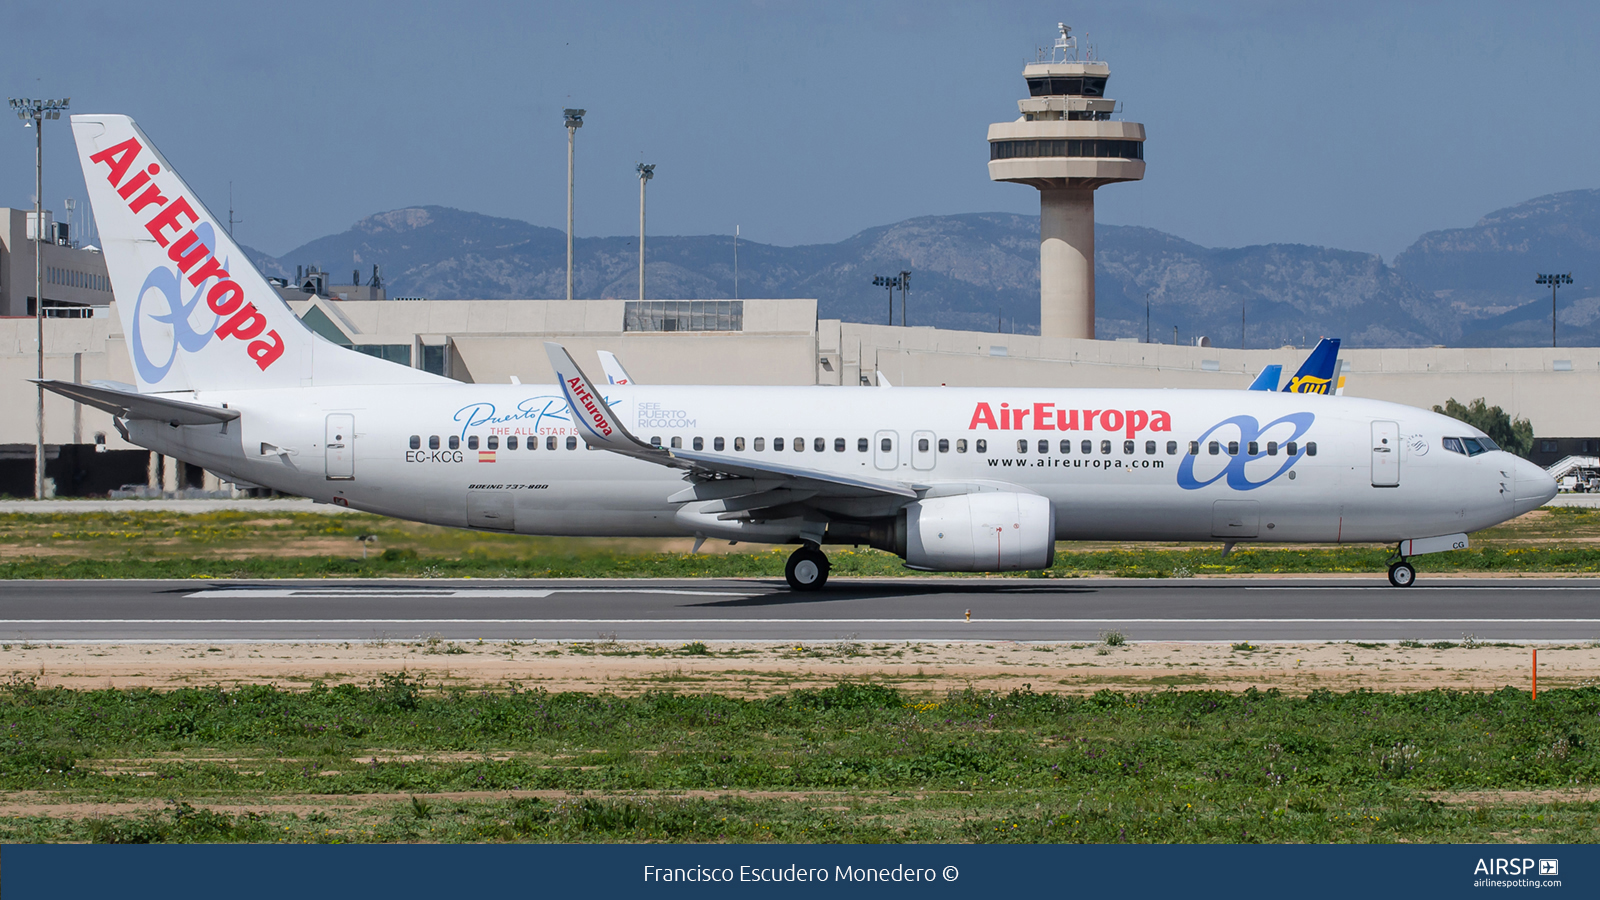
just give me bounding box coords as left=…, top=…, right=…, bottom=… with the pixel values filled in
left=0, top=505, right=1591, bottom=579
left=2, top=677, right=1597, bottom=843
left=1433, top=397, right=1535, bottom=459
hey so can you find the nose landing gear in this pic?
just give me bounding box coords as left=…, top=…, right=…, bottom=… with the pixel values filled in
left=785, top=544, right=830, bottom=591
left=1387, top=559, right=1416, bottom=587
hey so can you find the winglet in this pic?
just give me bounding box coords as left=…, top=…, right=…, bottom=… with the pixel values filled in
left=544, top=342, right=656, bottom=454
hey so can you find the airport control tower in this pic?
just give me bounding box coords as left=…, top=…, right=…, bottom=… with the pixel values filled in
left=988, top=25, right=1145, bottom=340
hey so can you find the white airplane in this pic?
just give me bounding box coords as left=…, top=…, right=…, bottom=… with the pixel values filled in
left=47, top=115, right=1555, bottom=591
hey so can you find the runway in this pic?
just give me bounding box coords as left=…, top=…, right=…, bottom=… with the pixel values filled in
left=1, top=577, right=1598, bottom=642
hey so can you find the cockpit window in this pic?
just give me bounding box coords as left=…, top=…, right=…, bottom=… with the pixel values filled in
left=1442, top=437, right=1465, bottom=455
left=1461, top=438, right=1485, bottom=456
left=1477, top=435, right=1500, bottom=452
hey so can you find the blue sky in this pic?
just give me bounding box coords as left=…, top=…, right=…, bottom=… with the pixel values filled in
left=5, top=0, right=1598, bottom=259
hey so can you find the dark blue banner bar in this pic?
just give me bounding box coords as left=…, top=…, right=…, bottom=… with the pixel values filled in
left=4, top=843, right=1591, bottom=899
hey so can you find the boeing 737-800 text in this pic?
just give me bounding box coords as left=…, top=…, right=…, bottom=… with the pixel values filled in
left=46, top=115, right=1556, bottom=590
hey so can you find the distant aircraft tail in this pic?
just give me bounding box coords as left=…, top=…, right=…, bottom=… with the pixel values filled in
left=597, top=350, right=635, bottom=385
left=1246, top=364, right=1282, bottom=391
left=1281, top=338, right=1341, bottom=395
left=70, top=114, right=445, bottom=393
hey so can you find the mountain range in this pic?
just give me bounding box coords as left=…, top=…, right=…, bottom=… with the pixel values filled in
left=242, top=189, right=1600, bottom=348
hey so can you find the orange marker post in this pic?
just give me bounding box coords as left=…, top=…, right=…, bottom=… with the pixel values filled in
left=1532, top=647, right=1538, bottom=700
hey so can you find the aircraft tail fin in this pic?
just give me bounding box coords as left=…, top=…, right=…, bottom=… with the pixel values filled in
left=1246, top=364, right=1282, bottom=391
left=596, top=350, right=635, bottom=385
left=70, top=114, right=446, bottom=393
left=1281, top=338, right=1341, bottom=395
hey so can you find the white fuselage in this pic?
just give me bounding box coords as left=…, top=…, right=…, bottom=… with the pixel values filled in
left=128, top=383, right=1553, bottom=546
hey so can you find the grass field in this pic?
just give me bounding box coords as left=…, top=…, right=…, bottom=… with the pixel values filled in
left=1, top=678, right=1597, bottom=844
left=0, top=504, right=1596, bottom=579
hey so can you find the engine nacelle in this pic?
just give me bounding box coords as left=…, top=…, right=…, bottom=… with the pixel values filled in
left=900, top=491, right=1055, bottom=572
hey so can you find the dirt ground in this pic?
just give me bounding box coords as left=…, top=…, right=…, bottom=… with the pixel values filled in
left=1, top=637, right=1588, bottom=695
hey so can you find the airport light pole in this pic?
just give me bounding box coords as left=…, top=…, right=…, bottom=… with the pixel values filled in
left=872, top=274, right=901, bottom=326
left=1536, top=272, right=1573, bottom=348
left=899, top=270, right=911, bottom=328
left=1145, top=290, right=1153, bottom=343
left=11, top=97, right=69, bottom=500
left=636, top=163, right=654, bottom=302
left=564, top=108, right=584, bottom=301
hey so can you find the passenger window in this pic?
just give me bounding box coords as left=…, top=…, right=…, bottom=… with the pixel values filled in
left=1208, top=441, right=1219, bottom=455
left=429, top=435, right=440, bottom=450
left=1037, top=439, right=1048, bottom=453
left=507, top=436, right=517, bottom=450
left=713, top=437, right=724, bottom=451
left=1285, top=441, right=1298, bottom=456
left=956, top=439, right=968, bottom=453
left=835, top=438, right=846, bottom=452
left=1266, top=441, right=1278, bottom=456
left=920, top=438, right=931, bottom=452
left=650, top=436, right=661, bottom=447
left=693, top=437, right=704, bottom=451
left=1081, top=440, right=1091, bottom=454
left=1017, top=440, right=1028, bottom=453
left=857, top=438, right=868, bottom=452
left=1247, top=441, right=1258, bottom=456
left=976, top=439, right=987, bottom=453
left=1306, top=441, right=1318, bottom=457
left=449, top=436, right=460, bottom=450
left=795, top=437, right=805, bottom=452
left=671, top=436, right=683, bottom=449
left=774, top=438, right=785, bottom=451
left=487, top=436, right=499, bottom=450
left=880, top=437, right=891, bottom=452
left=566, top=436, right=577, bottom=450
left=755, top=437, right=766, bottom=451
left=938, top=439, right=949, bottom=453
left=467, top=436, right=479, bottom=450
left=409, top=435, right=420, bottom=450
left=1060, top=439, right=1071, bottom=454
left=734, top=437, right=745, bottom=451
left=1100, top=440, right=1111, bottom=455
left=1167, top=441, right=1178, bottom=455
left=1123, top=440, right=1134, bottom=454
left=1227, top=441, right=1239, bottom=455
left=814, top=437, right=825, bottom=452
left=1145, top=440, right=1156, bottom=455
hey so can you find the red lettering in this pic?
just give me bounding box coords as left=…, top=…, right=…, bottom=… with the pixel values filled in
left=1033, top=403, right=1054, bottom=430
left=144, top=197, right=197, bottom=247
left=115, top=165, right=156, bottom=200
left=1126, top=409, right=1149, bottom=439
left=216, top=304, right=267, bottom=342
left=1056, top=408, right=1078, bottom=431
left=1101, top=410, right=1124, bottom=433
left=968, top=403, right=998, bottom=430
left=88, top=138, right=142, bottom=188
left=126, top=183, right=169, bottom=214
left=165, top=230, right=210, bottom=271
left=186, top=256, right=229, bottom=287
left=999, top=405, right=1010, bottom=429
left=1082, top=410, right=1101, bottom=430
left=1151, top=410, right=1172, bottom=432
left=1013, top=407, right=1029, bottom=430
left=207, top=280, right=245, bottom=315
left=247, top=330, right=285, bottom=370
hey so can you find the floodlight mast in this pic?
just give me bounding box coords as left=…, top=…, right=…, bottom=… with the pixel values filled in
left=10, top=96, right=69, bottom=500
left=1536, top=272, right=1574, bottom=347
left=636, top=163, right=654, bottom=302
left=564, top=108, right=585, bottom=301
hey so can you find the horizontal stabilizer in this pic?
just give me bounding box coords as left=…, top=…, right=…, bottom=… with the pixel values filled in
left=34, top=379, right=238, bottom=426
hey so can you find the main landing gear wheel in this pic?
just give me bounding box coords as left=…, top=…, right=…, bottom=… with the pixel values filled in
left=785, top=545, right=830, bottom=591
left=1387, top=561, right=1416, bottom=588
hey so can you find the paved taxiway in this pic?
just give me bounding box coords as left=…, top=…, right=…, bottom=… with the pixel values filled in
left=1, top=577, right=1597, bottom=642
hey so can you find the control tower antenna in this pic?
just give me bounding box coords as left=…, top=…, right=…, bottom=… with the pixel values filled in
left=988, top=25, right=1146, bottom=339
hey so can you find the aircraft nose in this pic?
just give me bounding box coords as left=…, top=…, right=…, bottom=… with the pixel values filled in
left=1511, top=455, right=1557, bottom=516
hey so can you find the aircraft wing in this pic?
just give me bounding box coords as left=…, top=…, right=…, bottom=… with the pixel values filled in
left=34, top=379, right=239, bottom=426
left=544, top=342, right=917, bottom=500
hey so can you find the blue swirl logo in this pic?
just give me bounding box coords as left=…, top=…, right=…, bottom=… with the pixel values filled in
left=1176, top=412, right=1315, bottom=491
left=130, top=224, right=223, bottom=384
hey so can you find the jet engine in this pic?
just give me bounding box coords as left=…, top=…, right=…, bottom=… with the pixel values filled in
left=868, top=491, right=1055, bottom=572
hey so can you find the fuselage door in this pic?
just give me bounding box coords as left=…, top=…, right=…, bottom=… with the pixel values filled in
left=874, top=430, right=898, bottom=471
left=911, top=430, right=937, bottom=471
left=1371, top=420, right=1399, bottom=487
left=325, top=413, right=354, bottom=480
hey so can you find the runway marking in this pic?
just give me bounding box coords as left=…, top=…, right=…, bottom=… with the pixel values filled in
left=6, top=618, right=1600, bottom=625
left=183, top=588, right=748, bottom=599
left=1243, top=586, right=1600, bottom=591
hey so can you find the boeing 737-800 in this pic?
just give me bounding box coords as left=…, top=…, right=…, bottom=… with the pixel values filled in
left=46, top=115, right=1556, bottom=591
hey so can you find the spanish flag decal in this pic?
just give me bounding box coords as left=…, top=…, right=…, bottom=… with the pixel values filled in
left=478, top=450, right=496, bottom=463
